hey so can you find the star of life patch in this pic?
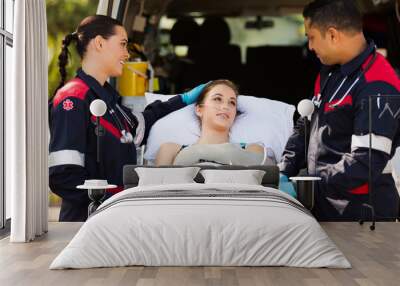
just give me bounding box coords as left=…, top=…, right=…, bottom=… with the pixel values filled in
left=63, top=99, right=74, bottom=111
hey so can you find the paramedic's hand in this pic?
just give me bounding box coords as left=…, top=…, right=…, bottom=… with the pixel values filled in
left=279, top=173, right=297, bottom=198
left=180, top=82, right=208, bottom=105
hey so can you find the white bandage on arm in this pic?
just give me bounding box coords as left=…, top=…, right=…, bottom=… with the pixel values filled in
left=351, top=134, right=392, bottom=155
left=132, top=111, right=146, bottom=146
left=49, top=150, right=85, bottom=168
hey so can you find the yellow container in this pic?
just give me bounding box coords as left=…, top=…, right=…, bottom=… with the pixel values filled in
left=117, top=61, right=148, bottom=96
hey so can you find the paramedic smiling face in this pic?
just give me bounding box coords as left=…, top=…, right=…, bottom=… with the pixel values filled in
left=278, top=0, right=400, bottom=221
left=304, top=4, right=364, bottom=66
left=96, top=26, right=129, bottom=78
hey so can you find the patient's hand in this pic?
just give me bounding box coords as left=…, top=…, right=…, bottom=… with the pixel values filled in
left=155, top=143, right=182, bottom=166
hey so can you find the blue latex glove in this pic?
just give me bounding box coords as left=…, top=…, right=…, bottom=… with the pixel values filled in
left=279, top=173, right=297, bottom=198
left=180, top=82, right=208, bottom=105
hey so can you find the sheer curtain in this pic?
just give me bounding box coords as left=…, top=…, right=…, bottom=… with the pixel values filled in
left=8, top=0, right=48, bottom=242
left=96, top=0, right=109, bottom=15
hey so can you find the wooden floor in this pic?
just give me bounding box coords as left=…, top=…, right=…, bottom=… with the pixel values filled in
left=0, top=222, right=399, bottom=286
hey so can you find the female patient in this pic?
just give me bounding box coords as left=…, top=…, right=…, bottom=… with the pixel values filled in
left=156, top=80, right=275, bottom=166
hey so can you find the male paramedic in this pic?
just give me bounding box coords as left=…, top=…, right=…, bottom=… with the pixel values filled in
left=279, top=0, right=400, bottom=221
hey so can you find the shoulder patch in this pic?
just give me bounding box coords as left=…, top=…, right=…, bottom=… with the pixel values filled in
left=364, top=54, right=400, bottom=91
left=53, top=78, right=90, bottom=108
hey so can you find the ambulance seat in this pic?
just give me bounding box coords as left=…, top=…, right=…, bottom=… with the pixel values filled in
left=170, top=17, right=200, bottom=46
left=169, top=17, right=201, bottom=92
left=186, top=17, right=242, bottom=87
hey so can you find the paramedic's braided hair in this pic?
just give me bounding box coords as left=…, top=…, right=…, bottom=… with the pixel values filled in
left=54, top=33, right=77, bottom=96
left=53, top=15, right=123, bottom=97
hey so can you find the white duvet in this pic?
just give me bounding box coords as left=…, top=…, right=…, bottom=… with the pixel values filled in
left=50, top=183, right=351, bottom=269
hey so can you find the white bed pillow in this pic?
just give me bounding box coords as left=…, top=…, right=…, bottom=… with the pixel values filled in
left=200, top=169, right=266, bottom=185
left=135, top=167, right=200, bottom=186
left=144, top=93, right=295, bottom=163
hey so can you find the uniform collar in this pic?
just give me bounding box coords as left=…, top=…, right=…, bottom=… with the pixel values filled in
left=77, top=68, right=119, bottom=106
left=339, top=39, right=376, bottom=76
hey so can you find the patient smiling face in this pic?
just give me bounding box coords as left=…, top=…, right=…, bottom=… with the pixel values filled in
left=195, top=80, right=238, bottom=132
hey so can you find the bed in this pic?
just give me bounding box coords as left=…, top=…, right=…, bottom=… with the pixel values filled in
left=50, top=165, right=350, bottom=269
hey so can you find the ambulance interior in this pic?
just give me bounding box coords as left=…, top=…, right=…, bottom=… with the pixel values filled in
left=106, top=0, right=400, bottom=109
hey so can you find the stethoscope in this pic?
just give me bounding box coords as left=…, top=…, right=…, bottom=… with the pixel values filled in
left=77, top=69, right=137, bottom=145
left=108, top=103, right=136, bottom=144
left=312, top=47, right=378, bottom=110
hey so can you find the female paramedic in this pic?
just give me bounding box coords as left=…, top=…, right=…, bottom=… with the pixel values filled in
left=49, top=15, right=205, bottom=222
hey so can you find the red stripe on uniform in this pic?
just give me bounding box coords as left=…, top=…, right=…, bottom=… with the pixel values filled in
left=364, top=53, right=400, bottom=91
left=91, top=115, right=121, bottom=140
left=349, top=183, right=369, bottom=195
left=53, top=78, right=89, bottom=108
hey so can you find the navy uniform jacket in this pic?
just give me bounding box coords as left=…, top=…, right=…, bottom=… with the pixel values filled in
left=279, top=41, right=400, bottom=220
left=49, top=69, right=185, bottom=216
